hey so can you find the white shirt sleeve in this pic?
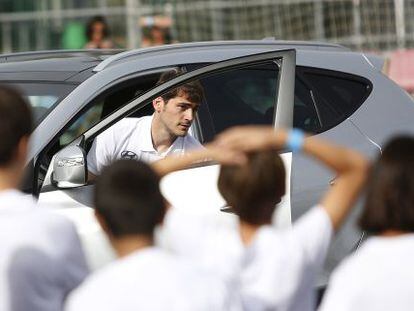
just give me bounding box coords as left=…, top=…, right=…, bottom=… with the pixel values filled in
left=291, top=206, right=333, bottom=267
left=54, top=217, right=90, bottom=293
left=86, top=129, right=116, bottom=175
left=7, top=216, right=89, bottom=311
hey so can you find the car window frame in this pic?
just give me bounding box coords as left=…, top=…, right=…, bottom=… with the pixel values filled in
left=295, top=66, right=373, bottom=134
left=35, top=49, right=296, bottom=195
left=197, top=62, right=282, bottom=139
left=80, top=49, right=296, bottom=146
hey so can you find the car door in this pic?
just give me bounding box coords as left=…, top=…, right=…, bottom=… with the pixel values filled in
left=37, top=49, right=296, bottom=269
left=290, top=67, right=380, bottom=288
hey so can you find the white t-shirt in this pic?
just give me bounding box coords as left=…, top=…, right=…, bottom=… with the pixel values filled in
left=65, top=246, right=241, bottom=311
left=161, top=206, right=333, bottom=311
left=87, top=115, right=202, bottom=175
left=319, top=235, right=414, bottom=311
left=0, top=189, right=89, bottom=311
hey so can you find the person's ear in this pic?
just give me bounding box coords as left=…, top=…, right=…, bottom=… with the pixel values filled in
left=152, top=97, right=164, bottom=113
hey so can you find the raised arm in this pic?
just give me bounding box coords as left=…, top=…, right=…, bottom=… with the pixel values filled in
left=215, top=126, right=369, bottom=231
left=151, top=146, right=245, bottom=178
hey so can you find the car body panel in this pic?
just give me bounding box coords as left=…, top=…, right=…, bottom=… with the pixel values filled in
left=41, top=153, right=292, bottom=270
left=350, top=72, right=414, bottom=145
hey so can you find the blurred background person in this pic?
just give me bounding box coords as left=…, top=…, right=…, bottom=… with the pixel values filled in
left=142, top=25, right=169, bottom=47
left=84, top=15, right=114, bottom=49
left=140, top=15, right=175, bottom=47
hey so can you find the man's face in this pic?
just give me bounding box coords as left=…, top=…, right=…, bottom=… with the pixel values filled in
left=155, top=94, right=200, bottom=137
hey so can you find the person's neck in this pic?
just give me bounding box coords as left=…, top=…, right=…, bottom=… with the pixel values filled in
left=239, top=221, right=261, bottom=246
left=380, top=229, right=409, bottom=237
left=111, top=235, right=154, bottom=258
left=151, top=118, right=176, bottom=153
left=0, top=166, right=21, bottom=192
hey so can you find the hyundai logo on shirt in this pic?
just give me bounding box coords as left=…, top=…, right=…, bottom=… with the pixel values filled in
left=121, top=151, right=138, bottom=160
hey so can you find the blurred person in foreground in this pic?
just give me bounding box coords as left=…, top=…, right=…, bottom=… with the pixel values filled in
left=153, top=126, right=368, bottom=311
left=319, top=136, right=414, bottom=311
left=65, top=159, right=240, bottom=311
left=84, top=15, right=114, bottom=49
left=0, top=85, right=88, bottom=311
left=87, top=69, right=203, bottom=179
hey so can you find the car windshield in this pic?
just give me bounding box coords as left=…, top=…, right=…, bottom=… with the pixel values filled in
left=1, top=82, right=77, bottom=129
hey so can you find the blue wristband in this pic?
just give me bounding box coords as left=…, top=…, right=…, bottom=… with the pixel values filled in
left=286, top=128, right=305, bottom=152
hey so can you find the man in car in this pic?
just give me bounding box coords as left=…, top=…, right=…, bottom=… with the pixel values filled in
left=87, top=69, right=204, bottom=179
left=0, top=85, right=89, bottom=311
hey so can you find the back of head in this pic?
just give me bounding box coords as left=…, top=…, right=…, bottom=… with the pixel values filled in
left=0, top=85, right=32, bottom=167
left=94, top=160, right=165, bottom=238
left=360, top=136, right=414, bottom=234
left=156, top=69, right=204, bottom=105
left=218, top=150, right=286, bottom=225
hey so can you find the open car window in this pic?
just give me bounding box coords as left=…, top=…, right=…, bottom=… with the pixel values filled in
left=36, top=50, right=295, bottom=195
left=59, top=70, right=173, bottom=146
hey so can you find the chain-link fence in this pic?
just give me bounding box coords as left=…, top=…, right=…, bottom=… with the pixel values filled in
left=1, top=0, right=414, bottom=53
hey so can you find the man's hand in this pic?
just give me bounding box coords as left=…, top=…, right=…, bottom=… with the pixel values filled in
left=215, top=126, right=288, bottom=152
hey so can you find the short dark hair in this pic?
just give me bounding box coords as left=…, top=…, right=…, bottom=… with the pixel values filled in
left=94, top=160, right=165, bottom=238
left=156, top=69, right=204, bottom=105
left=86, top=15, right=110, bottom=40
left=359, top=136, right=414, bottom=234
left=218, top=150, right=286, bottom=225
left=0, top=85, right=32, bottom=166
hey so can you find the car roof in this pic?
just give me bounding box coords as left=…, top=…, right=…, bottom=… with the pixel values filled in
left=0, top=49, right=123, bottom=82
left=94, top=40, right=349, bottom=72
left=0, top=40, right=348, bottom=82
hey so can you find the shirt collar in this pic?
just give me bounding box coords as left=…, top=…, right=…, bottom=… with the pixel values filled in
left=139, top=114, right=157, bottom=152
left=139, top=114, right=186, bottom=155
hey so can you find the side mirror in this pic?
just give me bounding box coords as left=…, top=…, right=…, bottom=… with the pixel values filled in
left=52, top=145, right=87, bottom=189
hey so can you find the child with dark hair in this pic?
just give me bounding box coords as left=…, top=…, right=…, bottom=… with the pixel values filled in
left=320, top=136, right=414, bottom=311
left=65, top=159, right=240, bottom=311
left=0, top=85, right=88, bottom=311
left=153, top=125, right=368, bottom=311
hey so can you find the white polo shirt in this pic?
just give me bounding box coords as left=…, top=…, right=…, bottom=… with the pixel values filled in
left=162, top=206, right=333, bottom=311
left=0, top=189, right=89, bottom=311
left=65, top=247, right=241, bottom=311
left=87, top=115, right=202, bottom=175
left=319, top=235, right=414, bottom=311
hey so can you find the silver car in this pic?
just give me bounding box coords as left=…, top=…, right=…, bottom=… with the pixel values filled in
left=2, top=41, right=414, bottom=293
